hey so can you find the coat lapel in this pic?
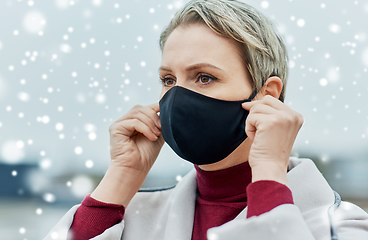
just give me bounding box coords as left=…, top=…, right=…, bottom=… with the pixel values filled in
left=163, top=168, right=198, bottom=240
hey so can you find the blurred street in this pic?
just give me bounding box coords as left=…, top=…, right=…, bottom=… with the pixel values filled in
left=0, top=198, right=74, bottom=240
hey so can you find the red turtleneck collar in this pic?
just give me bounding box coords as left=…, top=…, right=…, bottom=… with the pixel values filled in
left=194, top=160, right=252, bottom=201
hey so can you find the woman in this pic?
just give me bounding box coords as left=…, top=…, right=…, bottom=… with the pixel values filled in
left=44, top=0, right=368, bottom=239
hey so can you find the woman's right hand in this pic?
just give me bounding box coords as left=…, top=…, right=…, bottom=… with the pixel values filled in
left=109, top=103, right=164, bottom=173
left=90, top=103, right=164, bottom=207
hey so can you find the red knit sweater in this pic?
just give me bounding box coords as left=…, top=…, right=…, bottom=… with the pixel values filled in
left=68, top=161, right=293, bottom=240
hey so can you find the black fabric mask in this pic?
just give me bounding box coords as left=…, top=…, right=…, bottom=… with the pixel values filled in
left=159, top=86, right=257, bottom=165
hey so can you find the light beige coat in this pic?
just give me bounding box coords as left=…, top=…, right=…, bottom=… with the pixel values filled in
left=44, top=157, right=368, bottom=240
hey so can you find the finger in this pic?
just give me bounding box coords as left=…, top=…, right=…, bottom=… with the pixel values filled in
left=132, top=106, right=161, bottom=129
left=242, top=100, right=276, bottom=114
left=243, top=95, right=284, bottom=111
left=242, top=100, right=258, bottom=110
left=125, top=111, right=161, bottom=136
left=115, top=104, right=161, bottom=128
left=245, top=113, right=257, bottom=142
left=141, top=103, right=161, bottom=128
left=248, top=103, right=277, bottom=115
left=257, top=95, right=285, bottom=110
left=147, top=103, right=161, bottom=128
left=141, top=105, right=161, bottom=128
left=147, top=102, right=160, bottom=113
left=245, top=112, right=269, bottom=141
left=119, top=119, right=158, bottom=141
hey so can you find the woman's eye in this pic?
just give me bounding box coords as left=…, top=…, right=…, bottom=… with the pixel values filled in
left=198, top=75, right=216, bottom=84
left=161, top=77, right=176, bottom=87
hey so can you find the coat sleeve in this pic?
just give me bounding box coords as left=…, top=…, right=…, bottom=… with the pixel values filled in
left=207, top=204, right=317, bottom=240
left=334, top=201, right=368, bottom=239
left=42, top=204, right=125, bottom=240
left=207, top=202, right=368, bottom=240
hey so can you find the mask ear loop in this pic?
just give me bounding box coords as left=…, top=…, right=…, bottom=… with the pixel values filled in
left=248, top=89, right=258, bottom=100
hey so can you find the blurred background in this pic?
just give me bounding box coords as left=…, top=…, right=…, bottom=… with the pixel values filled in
left=0, top=0, right=368, bottom=239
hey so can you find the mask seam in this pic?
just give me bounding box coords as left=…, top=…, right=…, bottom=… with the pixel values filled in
left=168, top=87, right=187, bottom=159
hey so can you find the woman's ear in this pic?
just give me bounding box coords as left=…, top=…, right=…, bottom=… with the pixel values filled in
left=255, top=76, right=283, bottom=100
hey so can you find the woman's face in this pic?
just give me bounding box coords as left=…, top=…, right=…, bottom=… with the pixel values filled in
left=159, top=23, right=253, bottom=101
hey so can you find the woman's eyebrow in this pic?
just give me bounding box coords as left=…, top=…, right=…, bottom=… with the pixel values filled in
left=158, top=63, right=223, bottom=73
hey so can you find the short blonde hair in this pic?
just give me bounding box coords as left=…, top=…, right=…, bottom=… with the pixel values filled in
left=159, top=0, right=288, bottom=102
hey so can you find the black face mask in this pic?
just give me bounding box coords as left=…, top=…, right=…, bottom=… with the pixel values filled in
left=159, top=86, right=257, bottom=165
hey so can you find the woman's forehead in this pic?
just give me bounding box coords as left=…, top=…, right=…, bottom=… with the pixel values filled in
left=161, top=23, right=244, bottom=69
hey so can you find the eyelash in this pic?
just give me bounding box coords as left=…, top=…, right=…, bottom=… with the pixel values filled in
left=159, top=74, right=218, bottom=87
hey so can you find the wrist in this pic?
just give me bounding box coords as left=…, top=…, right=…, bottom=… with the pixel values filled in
left=251, top=163, right=288, bottom=186
left=91, top=165, right=148, bottom=207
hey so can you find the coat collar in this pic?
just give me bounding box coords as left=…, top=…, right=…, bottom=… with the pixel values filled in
left=286, top=157, right=335, bottom=213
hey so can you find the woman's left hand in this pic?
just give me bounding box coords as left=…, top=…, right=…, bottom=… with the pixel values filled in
left=242, top=95, right=304, bottom=186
